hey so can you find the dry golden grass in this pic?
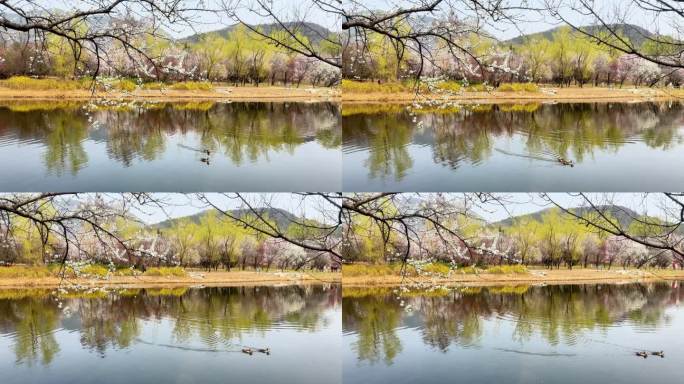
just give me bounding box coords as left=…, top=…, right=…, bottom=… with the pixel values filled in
left=342, top=266, right=684, bottom=286
left=342, top=84, right=684, bottom=103
left=0, top=84, right=340, bottom=101
left=0, top=269, right=340, bottom=288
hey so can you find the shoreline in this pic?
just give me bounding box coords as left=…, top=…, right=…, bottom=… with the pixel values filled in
left=342, top=86, right=684, bottom=103
left=0, top=85, right=340, bottom=102
left=0, top=271, right=341, bottom=289
left=342, top=268, right=684, bottom=287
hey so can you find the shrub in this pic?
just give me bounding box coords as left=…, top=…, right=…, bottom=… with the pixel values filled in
left=466, top=83, right=488, bottom=92
left=457, top=266, right=480, bottom=274
left=142, top=82, right=165, bottom=90
left=487, top=265, right=528, bottom=274
left=497, top=82, right=539, bottom=92
left=341, top=79, right=411, bottom=93
left=435, top=81, right=462, bottom=92
left=0, top=76, right=90, bottom=90
left=113, top=267, right=136, bottom=276
left=143, top=267, right=187, bottom=277
left=79, top=264, right=110, bottom=277
left=0, top=266, right=52, bottom=279
left=342, top=263, right=405, bottom=276
left=421, top=262, right=451, bottom=275
left=114, top=79, right=137, bottom=92
left=169, top=81, right=213, bottom=91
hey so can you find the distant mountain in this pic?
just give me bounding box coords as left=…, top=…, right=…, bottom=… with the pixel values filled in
left=180, top=22, right=333, bottom=45
left=153, top=207, right=303, bottom=231
left=493, top=205, right=642, bottom=229
left=505, top=23, right=656, bottom=47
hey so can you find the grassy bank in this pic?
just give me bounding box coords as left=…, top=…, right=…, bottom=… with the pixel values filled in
left=0, top=265, right=340, bottom=288
left=342, top=263, right=684, bottom=286
left=342, top=79, right=539, bottom=94
left=341, top=102, right=542, bottom=116
left=0, top=77, right=340, bottom=101
left=342, top=80, right=684, bottom=102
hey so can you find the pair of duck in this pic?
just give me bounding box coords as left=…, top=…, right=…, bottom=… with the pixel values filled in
left=635, top=350, right=664, bottom=358
left=242, top=347, right=270, bottom=355
left=200, top=150, right=212, bottom=164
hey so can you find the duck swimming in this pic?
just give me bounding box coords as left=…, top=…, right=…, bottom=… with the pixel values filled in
left=635, top=351, right=648, bottom=358
left=256, top=348, right=270, bottom=355
left=242, top=348, right=253, bottom=355
left=651, top=351, right=664, bottom=357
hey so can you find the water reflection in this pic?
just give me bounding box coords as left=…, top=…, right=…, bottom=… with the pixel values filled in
left=0, top=285, right=340, bottom=384
left=343, top=102, right=684, bottom=191
left=0, top=101, right=341, bottom=191
left=343, top=282, right=684, bottom=384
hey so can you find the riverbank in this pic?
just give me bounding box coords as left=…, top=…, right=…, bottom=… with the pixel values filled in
left=342, top=267, right=684, bottom=287
left=0, top=85, right=340, bottom=102
left=342, top=85, right=684, bottom=103
left=0, top=270, right=340, bottom=288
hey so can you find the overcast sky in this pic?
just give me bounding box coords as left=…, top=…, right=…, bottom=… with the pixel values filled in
left=175, top=0, right=679, bottom=40
left=117, top=193, right=672, bottom=226
left=475, top=193, right=672, bottom=222
left=33, top=0, right=680, bottom=40
left=125, top=193, right=334, bottom=225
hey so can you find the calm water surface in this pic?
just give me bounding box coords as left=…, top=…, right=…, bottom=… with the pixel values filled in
left=343, top=282, right=684, bottom=384
left=0, top=284, right=341, bottom=384
left=0, top=101, right=341, bottom=191
left=343, top=102, right=684, bottom=191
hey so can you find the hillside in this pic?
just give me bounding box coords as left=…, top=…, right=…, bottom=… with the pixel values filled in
left=493, top=205, right=642, bottom=229
left=180, top=22, right=332, bottom=44
left=505, top=23, right=655, bottom=47
left=153, top=207, right=303, bottom=230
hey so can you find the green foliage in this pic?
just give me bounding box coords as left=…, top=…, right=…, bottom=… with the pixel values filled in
left=169, top=81, right=213, bottom=91
left=143, top=267, right=187, bottom=277
left=465, top=84, right=488, bottom=92
left=435, top=81, right=463, bottom=92
left=113, top=268, right=136, bottom=276
left=457, top=266, right=480, bottom=274
left=141, top=82, right=165, bottom=90
left=341, top=79, right=411, bottom=93
left=497, top=83, right=539, bottom=92
left=422, top=262, right=451, bottom=274
left=0, top=266, right=52, bottom=278
left=0, top=77, right=210, bottom=93
left=487, top=265, right=528, bottom=274
left=114, top=79, right=137, bottom=92
left=0, top=76, right=91, bottom=90
left=342, top=263, right=406, bottom=277
left=79, top=264, right=110, bottom=277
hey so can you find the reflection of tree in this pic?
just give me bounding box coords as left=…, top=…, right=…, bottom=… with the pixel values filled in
left=0, top=284, right=339, bottom=365
left=343, top=294, right=402, bottom=364
left=343, top=282, right=684, bottom=364
left=100, top=103, right=340, bottom=167
left=42, top=111, right=89, bottom=176
left=343, top=112, right=413, bottom=180
left=344, top=102, right=684, bottom=181
left=0, top=102, right=340, bottom=174
left=0, top=106, right=90, bottom=176
left=0, top=296, right=61, bottom=365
